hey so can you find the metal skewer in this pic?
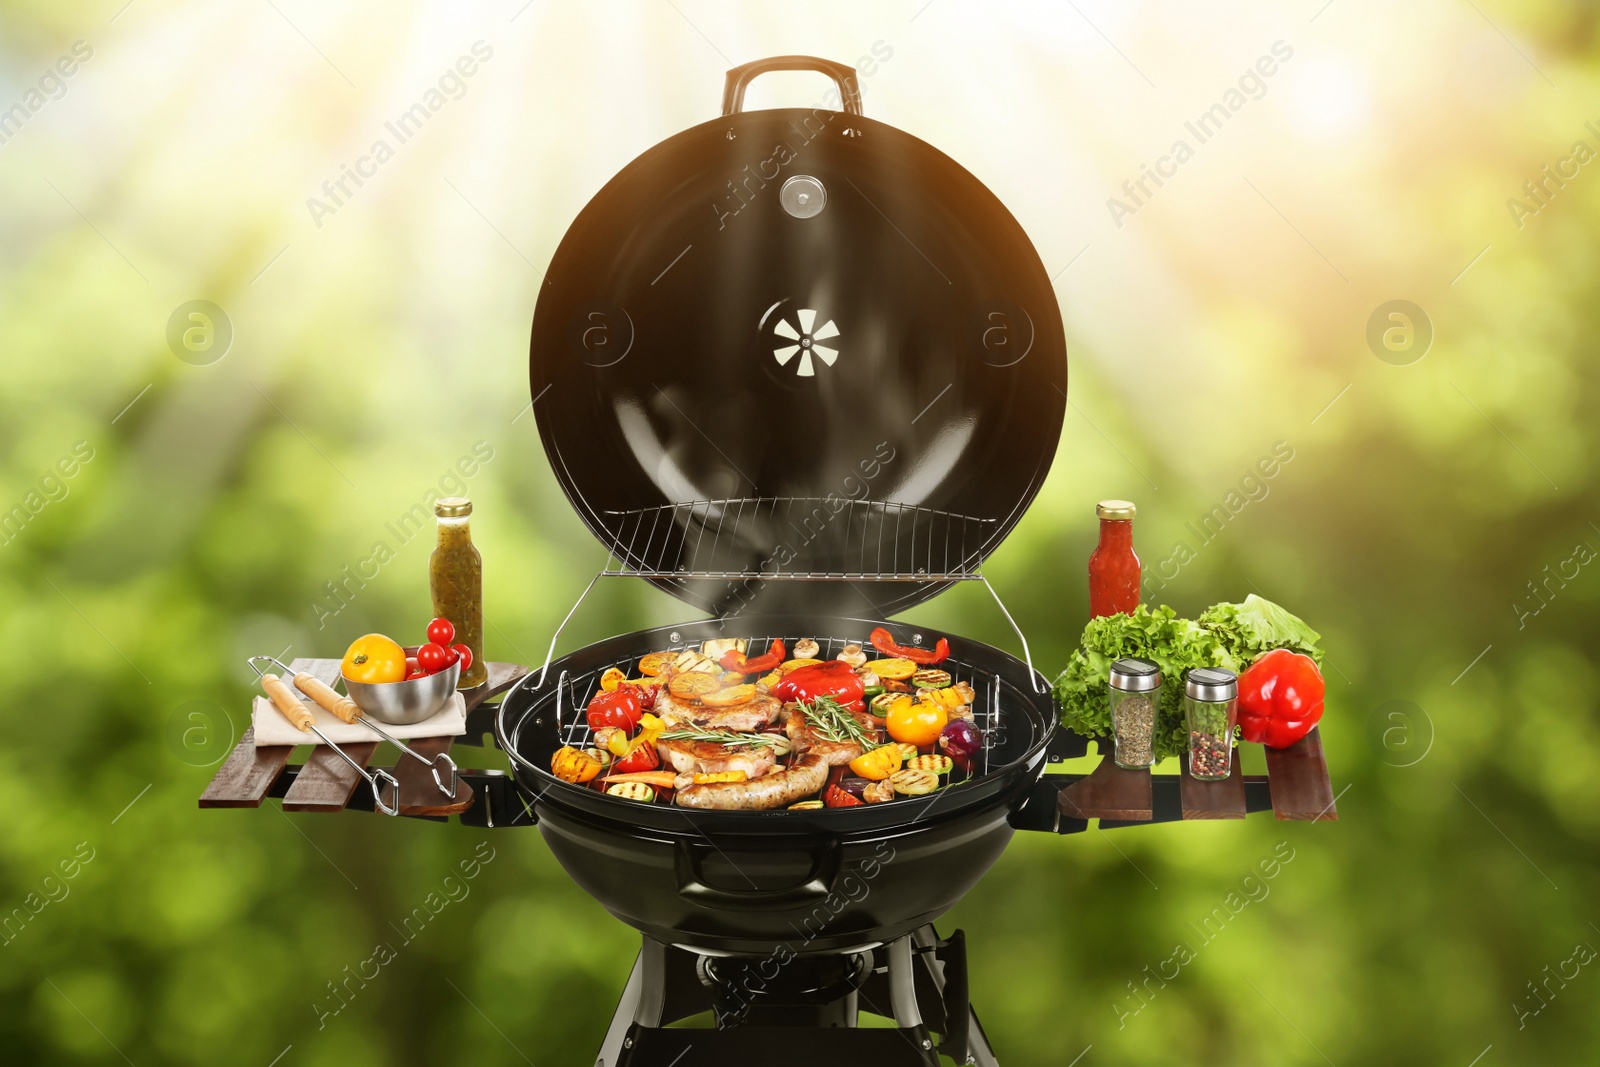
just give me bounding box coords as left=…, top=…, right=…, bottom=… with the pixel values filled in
left=249, top=656, right=459, bottom=800
left=247, top=656, right=402, bottom=816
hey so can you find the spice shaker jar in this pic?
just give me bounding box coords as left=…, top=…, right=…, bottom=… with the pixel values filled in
left=1184, top=667, right=1238, bottom=781
left=1108, top=657, right=1161, bottom=769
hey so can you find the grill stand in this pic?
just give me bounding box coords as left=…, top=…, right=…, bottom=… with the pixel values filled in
left=595, top=925, right=996, bottom=1067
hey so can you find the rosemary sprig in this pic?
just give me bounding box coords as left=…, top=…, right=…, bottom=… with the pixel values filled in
left=799, top=696, right=883, bottom=750
left=659, top=728, right=785, bottom=749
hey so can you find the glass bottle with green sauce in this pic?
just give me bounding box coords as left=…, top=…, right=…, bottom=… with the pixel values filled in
left=431, top=497, right=487, bottom=689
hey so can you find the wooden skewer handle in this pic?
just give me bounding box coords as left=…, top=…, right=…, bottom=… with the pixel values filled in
left=294, top=672, right=363, bottom=724
left=261, top=674, right=314, bottom=732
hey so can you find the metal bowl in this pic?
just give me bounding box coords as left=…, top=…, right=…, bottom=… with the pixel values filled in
left=343, top=662, right=460, bottom=725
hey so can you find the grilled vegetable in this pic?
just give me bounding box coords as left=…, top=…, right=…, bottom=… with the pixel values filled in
left=793, top=638, right=820, bottom=659
left=673, top=649, right=721, bottom=675
left=862, top=779, right=895, bottom=803
left=584, top=746, right=613, bottom=769
left=667, top=673, right=721, bottom=702
left=606, top=782, right=657, bottom=802
left=701, top=638, right=748, bottom=661
left=848, top=744, right=903, bottom=781
left=836, top=643, right=868, bottom=669
left=691, top=770, right=750, bottom=784
left=866, top=657, right=916, bottom=681
left=595, top=771, right=679, bottom=789
left=836, top=777, right=870, bottom=798
left=939, top=719, right=984, bottom=772
left=701, top=683, right=757, bottom=707
left=869, top=626, right=950, bottom=666
left=886, top=694, right=948, bottom=748
left=587, top=687, right=644, bottom=732
left=719, top=638, right=786, bottom=674
left=893, top=742, right=920, bottom=761
left=788, top=800, right=825, bottom=810
left=890, top=768, right=939, bottom=795
left=774, top=661, right=866, bottom=707
left=823, top=784, right=864, bottom=807
left=593, top=726, right=628, bottom=756
left=924, top=686, right=966, bottom=711
left=869, top=691, right=900, bottom=715
left=599, top=667, right=627, bottom=692
left=637, top=651, right=672, bottom=677
left=613, top=738, right=660, bottom=774
left=552, top=745, right=603, bottom=783
left=907, top=753, right=954, bottom=776
left=912, top=669, right=952, bottom=689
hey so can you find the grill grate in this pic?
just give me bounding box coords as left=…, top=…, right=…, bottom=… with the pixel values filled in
left=599, top=497, right=996, bottom=581
left=553, top=631, right=1005, bottom=780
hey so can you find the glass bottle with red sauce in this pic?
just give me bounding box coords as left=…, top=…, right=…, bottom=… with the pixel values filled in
left=1088, top=500, right=1141, bottom=619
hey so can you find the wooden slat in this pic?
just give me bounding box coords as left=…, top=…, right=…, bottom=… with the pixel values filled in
left=282, top=741, right=379, bottom=812
left=198, top=727, right=293, bottom=808
left=1178, top=753, right=1248, bottom=819
left=1059, top=758, right=1153, bottom=822
left=392, top=736, right=475, bottom=817
left=1263, top=726, right=1338, bottom=821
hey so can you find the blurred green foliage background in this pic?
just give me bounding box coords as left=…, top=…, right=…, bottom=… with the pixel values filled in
left=3, top=1, right=1599, bottom=1064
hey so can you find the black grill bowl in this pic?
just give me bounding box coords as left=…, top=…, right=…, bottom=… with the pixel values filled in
left=497, top=615, right=1055, bottom=955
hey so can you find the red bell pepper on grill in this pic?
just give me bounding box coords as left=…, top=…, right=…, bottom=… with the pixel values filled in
left=719, top=639, right=785, bottom=674
left=1236, top=649, right=1325, bottom=749
left=628, top=681, right=660, bottom=711
left=772, top=661, right=865, bottom=708
left=823, top=783, right=863, bottom=807
left=586, top=687, right=643, bottom=733
left=612, top=737, right=660, bottom=774
left=868, top=627, right=949, bottom=666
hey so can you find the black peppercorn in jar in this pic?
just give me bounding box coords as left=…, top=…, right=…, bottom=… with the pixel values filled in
left=1184, top=667, right=1238, bottom=781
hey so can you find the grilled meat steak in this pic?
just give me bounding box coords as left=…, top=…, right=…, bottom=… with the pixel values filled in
left=784, top=709, right=863, bottom=767
left=657, top=738, right=778, bottom=779
left=675, top=752, right=830, bottom=810
left=654, top=689, right=778, bottom=732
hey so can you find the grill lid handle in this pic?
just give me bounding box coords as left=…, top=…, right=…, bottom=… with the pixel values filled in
left=675, top=839, right=842, bottom=912
left=721, top=55, right=864, bottom=117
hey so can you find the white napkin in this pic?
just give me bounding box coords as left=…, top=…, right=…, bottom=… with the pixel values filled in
left=252, top=691, right=468, bottom=747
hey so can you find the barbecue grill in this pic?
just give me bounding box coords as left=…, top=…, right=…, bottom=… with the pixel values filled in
left=202, top=55, right=1336, bottom=1067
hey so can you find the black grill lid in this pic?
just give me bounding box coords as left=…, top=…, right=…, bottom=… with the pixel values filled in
left=529, top=57, right=1067, bottom=618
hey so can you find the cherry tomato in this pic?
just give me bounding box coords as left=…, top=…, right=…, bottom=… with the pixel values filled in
left=417, top=642, right=453, bottom=674
left=426, top=617, right=456, bottom=647
left=451, top=643, right=473, bottom=672
left=587, top=688, right=644, bottom=733
left=406, top=665, right=427, bottom=680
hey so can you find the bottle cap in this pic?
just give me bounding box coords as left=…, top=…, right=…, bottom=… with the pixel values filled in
left=1109, top=657, right=1162, bottom=692
left=434, top=497, right=472, bottom=518
left=1185, top=667, right=1238, bottom=702
left=1096, top=500, right=1136, bottom=520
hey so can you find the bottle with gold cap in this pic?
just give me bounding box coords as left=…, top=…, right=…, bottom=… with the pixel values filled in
left=430, top=497, right=487, bottom=688
left=1088, top=499, right=1141, bottom=620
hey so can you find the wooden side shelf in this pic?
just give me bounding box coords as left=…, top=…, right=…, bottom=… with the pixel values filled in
left=1017, top=726, right=1337, bottom=834
left=199, top=659, right=526, bottom=818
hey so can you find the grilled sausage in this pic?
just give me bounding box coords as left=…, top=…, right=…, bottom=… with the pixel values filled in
left=674, top=753, right=829, bottom=810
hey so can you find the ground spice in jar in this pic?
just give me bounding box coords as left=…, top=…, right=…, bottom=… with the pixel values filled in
left=1108, top=657, right=1162, bottom=770
left=1113, top=693, right=1155, bottom=767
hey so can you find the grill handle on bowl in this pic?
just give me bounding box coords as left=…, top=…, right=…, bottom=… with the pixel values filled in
left=674, top=839, right=842, bottom=912
left=721, top=55, right=864, bottom=117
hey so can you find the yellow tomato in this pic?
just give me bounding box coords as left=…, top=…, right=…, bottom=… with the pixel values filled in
left=886, top=694, right=948, bottom=748
left=341, top=634, right=406, bottom=684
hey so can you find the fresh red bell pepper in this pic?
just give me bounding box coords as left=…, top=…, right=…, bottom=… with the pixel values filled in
left=586, top=687, right=643, bottom=733
left=772, top=661, right=865, bottom=706
left=719, top=639, right=785, bottom=674
left=868, top=627, right=949, bottom=666
left=1237, top=649, right=1325, bottom=749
